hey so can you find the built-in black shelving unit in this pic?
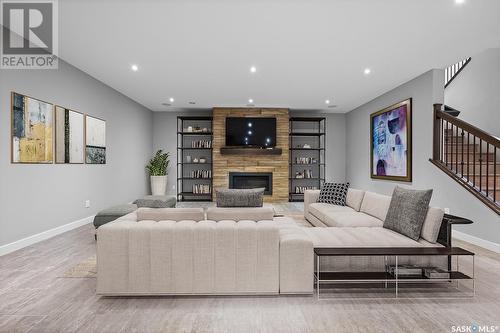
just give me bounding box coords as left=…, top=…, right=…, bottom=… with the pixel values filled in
left=177, top=116, right=213, bottom=202
left=289, top=117, right=326, bottom=202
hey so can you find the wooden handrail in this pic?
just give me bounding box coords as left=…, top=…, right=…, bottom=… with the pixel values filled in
left=434, top=105, right=500, bottom=148
left=431, top=104, right=499, bottom=215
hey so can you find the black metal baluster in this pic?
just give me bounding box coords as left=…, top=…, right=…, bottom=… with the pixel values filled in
left=479, top=139, right=483, bottom=192
left=486, top=143, right=489, bottom=199
left=473, top=136, right=476, bottom=188
left=461, top=129, right=464, bottom=177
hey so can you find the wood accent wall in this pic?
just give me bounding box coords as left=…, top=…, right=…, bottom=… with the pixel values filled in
left=212, top=108, right=289, bottom=202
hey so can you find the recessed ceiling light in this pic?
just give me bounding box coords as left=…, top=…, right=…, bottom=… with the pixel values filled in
left=364, top=68, right=371, bottom=75
left=250, top=66, right=257, bottom=73
left=131, top=64, right=139, bottom=71
left=325, top=99, right=330, bottom=105
left=248, top=98, right=254, bottom=103
left=169, top=97, right=175, bottom=103
left=455, top=0, right=465, bottom=4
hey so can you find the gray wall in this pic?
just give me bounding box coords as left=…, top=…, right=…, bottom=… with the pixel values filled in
left=0, top=61, right=153, bottom=247
left=153, top=110, right=347, bottom=194
left=445, top=48, right=500, bottom=137
left=346, top=69, right=500, bottom=244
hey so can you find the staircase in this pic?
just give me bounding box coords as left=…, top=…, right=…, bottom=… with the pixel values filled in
left=431, top=104, right=499, bottom=214
left=444, top=57, right=471, bottom=88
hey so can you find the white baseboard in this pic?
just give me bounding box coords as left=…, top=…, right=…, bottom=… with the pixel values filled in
left=453, top=230, right=500, bottom=254
left=0, top=215, right=94, bottom=257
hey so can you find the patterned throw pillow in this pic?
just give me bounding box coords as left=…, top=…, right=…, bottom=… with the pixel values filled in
left=317, top=183, right=350, bottom=205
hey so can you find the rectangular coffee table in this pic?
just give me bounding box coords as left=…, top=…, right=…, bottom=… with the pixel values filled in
left=314, top=247, right=475, bottom=298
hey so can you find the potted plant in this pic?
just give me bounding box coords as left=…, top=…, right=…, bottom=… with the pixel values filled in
left=146, top=150, right=170, bottom=195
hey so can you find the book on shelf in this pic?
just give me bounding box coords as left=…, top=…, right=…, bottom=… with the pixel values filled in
left=423, top=268, right=450, bottom=279
left=389, top=265, right=423, bottom=276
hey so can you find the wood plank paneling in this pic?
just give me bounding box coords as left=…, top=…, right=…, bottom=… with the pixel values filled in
left=212, top=108, right=289, bottom=202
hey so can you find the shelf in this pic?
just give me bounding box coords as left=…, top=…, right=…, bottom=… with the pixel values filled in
left=177, top=116, right=212, bottom=121
left=317, top=271, right=472, bottom=282
left=290, top=132, right=325, bottom=137
left=178, top=163, right=212, bottom=165
left=290, top=148, right=324, bottom=151
left=220, top=147, right=282, bottom=155
left=177, top=177, right=212, bottom=180
left=178, top=132, right=213, bottom=135
left=180, top=192, right=212, bottom=196
left=292, top=163, right=324, bottom=166
left=289, top=117, right=326, bottom=122
left=289, top=178, right=321, bottom=180
left=178, top=147, right=212, bottom=150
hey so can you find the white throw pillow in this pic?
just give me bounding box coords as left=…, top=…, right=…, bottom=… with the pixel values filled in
left=420, top=207, right=445, bottom=243
left=346, top=188, right=365, bottom=212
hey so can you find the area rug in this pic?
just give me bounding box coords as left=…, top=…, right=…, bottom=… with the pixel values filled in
left=61, top=255, right=97, bottom=278
left=62, top=215, right=310, bottom=277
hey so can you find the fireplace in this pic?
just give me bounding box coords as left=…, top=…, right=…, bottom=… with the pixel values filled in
left=228, top=172, right=273, bottom=195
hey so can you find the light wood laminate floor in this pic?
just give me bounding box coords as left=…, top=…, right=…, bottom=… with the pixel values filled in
left=1, top=204, right=500, bottom=333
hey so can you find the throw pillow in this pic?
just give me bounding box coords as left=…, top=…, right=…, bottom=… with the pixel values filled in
left=317, top=183, right=349, bottom=205
left=383, top=186, right=433, bottom=241
left=215, top=188, right=265, bottom=207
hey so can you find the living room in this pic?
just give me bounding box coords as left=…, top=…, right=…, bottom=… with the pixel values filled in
left=1, top=1, right=500, bottom=332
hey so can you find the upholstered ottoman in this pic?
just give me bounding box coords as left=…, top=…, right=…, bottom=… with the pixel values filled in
left=93, top=204, right=138, bottom=229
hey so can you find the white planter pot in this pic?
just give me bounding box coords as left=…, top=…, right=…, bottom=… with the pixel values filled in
left=150, top=176, right=167, bottom=196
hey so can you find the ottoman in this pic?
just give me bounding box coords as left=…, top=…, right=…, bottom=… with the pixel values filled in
left=133, top=195, right=176, bottom=208
left=93, top=204, right=138, bottom=229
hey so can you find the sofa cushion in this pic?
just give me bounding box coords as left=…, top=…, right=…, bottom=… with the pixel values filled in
left=325, top=212, right=384, bottom=227
left=318, top=182, right=349, bottom=205
left=215, top=188, right=264, bottom=207
left=206, top=207, right=274, bottom=221
left=420, top=206, right=445, bottom=243
left=346, top=188, right=365, bottom=211
left=303, top=227, right=441, bottom=248
left=137, top=208, right=205, bottom=222
left=359, top=191, right=392, bottom=221
left=383, top=187, right=433, bottom=241
left=308, top=203, right=354, bottom=227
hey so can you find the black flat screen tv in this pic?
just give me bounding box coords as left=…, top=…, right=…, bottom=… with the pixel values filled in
left=225, top=117, right=277, bottom=147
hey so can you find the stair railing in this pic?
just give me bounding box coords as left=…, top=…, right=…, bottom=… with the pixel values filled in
left=445, top=57, right=471, bottom=88
left=431, top=104, right=499, bottom=214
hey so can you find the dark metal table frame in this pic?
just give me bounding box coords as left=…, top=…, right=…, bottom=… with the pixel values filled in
left=314, top=247, right=475, bottom=299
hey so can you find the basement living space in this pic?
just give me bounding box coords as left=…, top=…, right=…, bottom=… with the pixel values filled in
left=1, top=1, right=500, bottom=332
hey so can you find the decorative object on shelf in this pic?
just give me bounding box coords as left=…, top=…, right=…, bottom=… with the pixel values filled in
left=146, top=150, right=170, bottom=196
left=199, top=157, right=207, bottom=163
left=55, top=106, right=84, bottom=164
left=193, top=157, right=199, bottom=163
left=295, top=157, right=316, bottom=164
left=202, top=127, right=209, bottom=132
left=303, top=143, right=311, bottom=149
left=85, top=115, right=106, bottom=164
left=191, top=170, right=211, bottom=179
left=370, top=98, right=412, bottom=182
left=11, top=92, right=54, bottom=163
left=186, top=155, right=191, bottom=163
left=389, top=265, right=423, bottom=276
left=424, top=267, right=450, bottom=279
left=186, top=126, right=193, bottom=132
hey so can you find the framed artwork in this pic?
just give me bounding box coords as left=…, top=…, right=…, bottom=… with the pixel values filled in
left=11, top=92, right=54, bottom=163
left=55, top=106, right=84, bottom=164
left=85, top=115, right=106, bottom=164
left=370, top=98, right=412, bottom=182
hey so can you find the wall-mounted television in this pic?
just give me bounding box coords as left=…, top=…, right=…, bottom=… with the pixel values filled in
left=225, top=117, right=277, bottom=147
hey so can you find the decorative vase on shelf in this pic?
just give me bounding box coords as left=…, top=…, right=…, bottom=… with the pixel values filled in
left=150, top=175, right=167, bottom=195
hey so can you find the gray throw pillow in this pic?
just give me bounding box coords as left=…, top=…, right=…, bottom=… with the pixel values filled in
left=383, top=186, right=433, bottom=241
left=216, top=188, right=264, bottom=207
left=133, top=195, right=176, bottom=208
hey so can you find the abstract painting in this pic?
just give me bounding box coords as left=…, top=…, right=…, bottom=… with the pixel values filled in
left=11, top=92, right=53, bottom=163
left=370, top=99, right=412, bottom=182
left=85, top=115, right=106, bottom=164
left=55, top=106, right=84, bottom=164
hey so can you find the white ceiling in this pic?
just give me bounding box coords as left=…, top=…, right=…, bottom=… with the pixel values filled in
left=59, top=0, right=500, bottom=112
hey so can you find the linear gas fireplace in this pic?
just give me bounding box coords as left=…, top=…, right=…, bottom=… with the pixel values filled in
left=228, top=172, right=273, bottom=195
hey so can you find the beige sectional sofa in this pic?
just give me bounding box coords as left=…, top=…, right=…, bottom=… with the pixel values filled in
left=96, top=207, right=313, bottom=296
left=304, top=188, right=448, bottom=270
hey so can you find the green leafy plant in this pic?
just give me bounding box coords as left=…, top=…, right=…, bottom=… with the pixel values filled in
left=146, top=150, right=170, bottom=176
